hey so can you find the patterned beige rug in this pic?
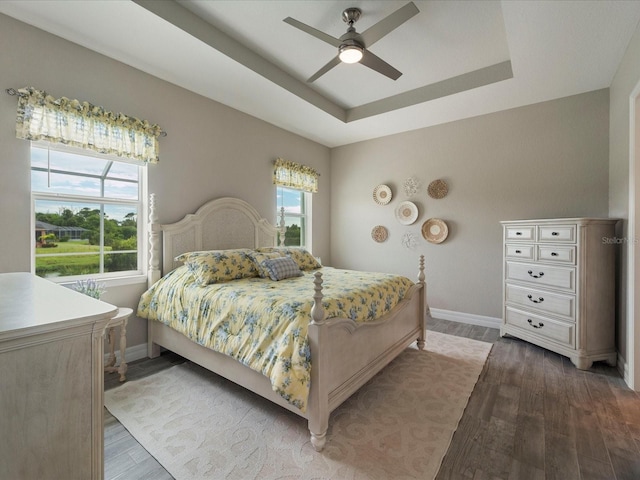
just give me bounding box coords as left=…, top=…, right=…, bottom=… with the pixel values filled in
left=105, top=331, right=492, bottom=479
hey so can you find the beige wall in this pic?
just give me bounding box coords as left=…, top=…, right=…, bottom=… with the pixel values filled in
left=330, top=90, right=610, bottom=320
left=0, top=14, right=331, bottom=350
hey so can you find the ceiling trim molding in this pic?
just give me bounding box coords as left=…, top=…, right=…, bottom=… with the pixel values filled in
left=347, top=60, right=513, bottom=122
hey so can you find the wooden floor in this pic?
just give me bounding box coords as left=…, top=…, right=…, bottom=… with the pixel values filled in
left=104, top=319, right=640, bottom=480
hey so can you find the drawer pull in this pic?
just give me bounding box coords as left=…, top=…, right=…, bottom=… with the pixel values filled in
left=551, top=252, right=558, bottom=256
left=527, top=294, right=544, bottom=303
left=527, top=270, right=545, bottom=279
left=527, top=319, right=544, bottom=329
left=515, top=250, right=522, bottom=254
left=551, top=231, right=559, bottom=236
left=516, top=232, right=522, bottom=236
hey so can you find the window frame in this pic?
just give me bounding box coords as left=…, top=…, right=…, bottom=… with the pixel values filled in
left=276, top=185, right=312, bottom=249
left=30, top=142, right=148, bottom=284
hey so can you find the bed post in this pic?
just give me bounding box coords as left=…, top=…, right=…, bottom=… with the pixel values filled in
left=307, top=271, right=329, bottom=451
left=147, top=193, right=162, bottom=359
left=148, top=193, right=162, bottom=286
left=417, top=255, right=426, bottom=350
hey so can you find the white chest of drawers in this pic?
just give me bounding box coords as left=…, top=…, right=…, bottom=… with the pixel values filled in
left=500, top=218, right=618, bottom=369
left=0, top=273, right=117, bottom=480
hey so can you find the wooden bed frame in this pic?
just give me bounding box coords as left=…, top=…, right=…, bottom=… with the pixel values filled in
left=146, top=196, right=427, bottom=451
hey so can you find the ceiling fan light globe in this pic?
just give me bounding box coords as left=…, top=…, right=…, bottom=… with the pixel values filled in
left=339, top=45, right=363, bottom=64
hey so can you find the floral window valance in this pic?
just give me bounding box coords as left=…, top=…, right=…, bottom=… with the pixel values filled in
left=273, top=158, right=319, bottom=193
left=14, top=87, right=164, bottom=164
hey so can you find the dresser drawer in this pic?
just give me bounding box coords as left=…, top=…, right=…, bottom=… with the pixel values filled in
left=505, top=307, right=575, bottom=348
left=538, top=224, right=576, bottom=243
left=537, top=245, right=576, bottom=264
left=505, top=284, right=575, bottom=320
left=505, top=226, right=535, bottom=241
left=506, top=262, right=575, bottom=292
left=505, top=244, right=534, bottom=260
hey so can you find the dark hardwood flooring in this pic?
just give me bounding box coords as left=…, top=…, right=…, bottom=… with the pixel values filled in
left=104, top=319, right=640, bottom=480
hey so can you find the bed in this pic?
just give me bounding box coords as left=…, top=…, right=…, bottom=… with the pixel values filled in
left=143, top=196, right=427, bottom=451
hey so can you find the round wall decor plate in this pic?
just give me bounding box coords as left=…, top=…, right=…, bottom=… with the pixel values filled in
left=427, top=179, right=448, bottom=199
left=422, top=218, right=449, bottom=243
left=373, top=184, right=392, bottom=205
left=395, top=201, right=418, bottom=225
left=371, top=225, right=388, bottom=243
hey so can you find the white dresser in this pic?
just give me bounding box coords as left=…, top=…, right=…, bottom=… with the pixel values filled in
left=0, top=273, right=117, bottom=480
left=500, top=218, right=618, bottom=369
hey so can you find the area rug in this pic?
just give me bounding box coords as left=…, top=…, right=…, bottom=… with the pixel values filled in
left=105, top=331, right=492, bottom=480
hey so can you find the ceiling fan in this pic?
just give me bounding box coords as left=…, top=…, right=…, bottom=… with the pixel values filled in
left=284, top=2, right=420, bottom=83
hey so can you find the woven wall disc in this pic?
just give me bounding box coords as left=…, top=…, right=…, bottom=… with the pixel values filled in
left=427, top=179, right=448, bottom=199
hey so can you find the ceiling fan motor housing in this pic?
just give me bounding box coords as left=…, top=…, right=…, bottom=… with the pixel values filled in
left=342, top=8, right=362, bottom=25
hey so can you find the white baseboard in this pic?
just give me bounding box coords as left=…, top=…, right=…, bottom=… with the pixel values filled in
left=617, top=352, right=629, bottom=385
left=429, top=308, right=502, bottom=329
left=103, top=343, right=148, bottom=364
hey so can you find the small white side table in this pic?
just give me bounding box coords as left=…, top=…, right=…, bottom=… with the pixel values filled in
left=105, top=307, right=132, bottom=382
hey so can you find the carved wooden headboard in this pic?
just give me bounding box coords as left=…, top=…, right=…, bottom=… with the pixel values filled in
left=148, top=196, right=278, bottom=284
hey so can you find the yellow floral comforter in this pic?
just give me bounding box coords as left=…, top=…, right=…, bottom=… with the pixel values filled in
left=137, top=265, right=414, bottom=412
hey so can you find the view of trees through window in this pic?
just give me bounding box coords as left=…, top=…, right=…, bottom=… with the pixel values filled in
left=32, top=145, right=142, bottom=278
left=277, top=186, right=306, bottom=247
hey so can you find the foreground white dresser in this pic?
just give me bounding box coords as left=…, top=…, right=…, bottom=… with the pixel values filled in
left=0, top=273, right=117, bottom=480
left=501, top=218, right=618, bottom=369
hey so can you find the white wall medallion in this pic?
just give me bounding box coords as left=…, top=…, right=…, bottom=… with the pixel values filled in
left=371, top=225, right=388, bottom=242
left=401, top=232, right=417, bottom=249
left=373, top=184, right=392, bottom=205
left=403, top=177, right=419, bottom=197
left=395, top=201, right=418, bottom=225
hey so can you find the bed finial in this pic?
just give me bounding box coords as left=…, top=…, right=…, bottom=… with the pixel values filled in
left=417, top=254, right=427, bottom=350
left=310, top=271, right=325, bottom=324
left=148, top=193, right=162, bottom=286
left=279, top=206, right=286, bottom=246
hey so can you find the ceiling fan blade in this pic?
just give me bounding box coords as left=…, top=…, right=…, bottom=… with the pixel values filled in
left=307, top=55, right=342, bottom=83
left=283, top=17, right=342, bottom=48
left=360, top=2, right=419, bottom=47
left=360, top=50, right=402, bottom=80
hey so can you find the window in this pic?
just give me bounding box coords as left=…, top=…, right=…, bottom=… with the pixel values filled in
left=31, top=144, right=144, bottom=280
left=272, top=158, right=318, bottom=248
left=276, top=186, right=310, bottom=247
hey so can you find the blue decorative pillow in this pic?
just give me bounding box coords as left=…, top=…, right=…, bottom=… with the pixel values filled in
left=256, top=247, right=321, bottom=270
left=262, top=256, right=303, bottom=281
left=248, top=251, right=284, bottom=278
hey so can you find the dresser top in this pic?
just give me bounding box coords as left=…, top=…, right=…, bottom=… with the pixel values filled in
left=500, top=218, right=619, bottom=225
left=0, top=273, right=117, bottom=337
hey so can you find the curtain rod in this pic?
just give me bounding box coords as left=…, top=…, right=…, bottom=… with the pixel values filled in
left=5, top=87, right=167, bottom=137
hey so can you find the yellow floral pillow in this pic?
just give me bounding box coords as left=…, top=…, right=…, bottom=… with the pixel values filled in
left=248, top=251, right=283, bottom=278
left=176, top=249, right=258, bottom=286
left=256, top=247, right=321, bottom=271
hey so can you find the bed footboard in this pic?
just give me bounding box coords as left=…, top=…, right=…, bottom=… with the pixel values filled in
left=306, top=255, right=426, bottom=451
